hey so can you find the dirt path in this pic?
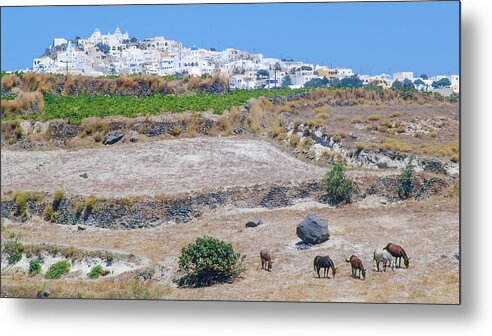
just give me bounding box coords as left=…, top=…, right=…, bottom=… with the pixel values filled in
left=1, top=137, right=325, bottom=197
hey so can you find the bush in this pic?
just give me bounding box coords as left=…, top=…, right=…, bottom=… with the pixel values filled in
left=398, top=155, right=414, bottom=199
left=178, top=236, right=245, bottom=287
left=45, top=260, right=71, bottom=279
left=87, top=264, right=110, bottom=279
left=29, top=258, right=42, bottom=276
left=321, top=162, right=354, bottom=205
left=2, top=234, right=24, bottom=265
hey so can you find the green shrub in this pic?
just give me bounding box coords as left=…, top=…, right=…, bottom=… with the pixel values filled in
left=398, top=155, right=414, bottom=199
left=2, top=234, right=24, bottom=265
left=87, top=264, right=109, bottom=279
left=29, top=258, right=42, bottom=276
left=321, top=162, right=354, bottom=205
left=45, top=260, right=71, bottom=279
left=178, top=236, right=245, bottom=287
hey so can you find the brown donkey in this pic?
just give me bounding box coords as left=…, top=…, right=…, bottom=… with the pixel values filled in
left=384, top=243, right=410, bottom=268
left=346, top=255, right=366, bottom=279
left=260, top=248, right=273, bottom=271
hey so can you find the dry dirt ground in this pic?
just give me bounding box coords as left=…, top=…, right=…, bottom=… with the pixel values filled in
left=1, top=137, right=325, bottom=197
left=1, top=132, right=459, bottom=303
left=1, top=196, right=459, bottom=303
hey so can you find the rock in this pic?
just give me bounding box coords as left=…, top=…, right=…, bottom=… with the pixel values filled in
left=36, top=288, right=51, bottom=298
left=379, top=198, right=388, bottom=205
left=103, top=131, right=124, bottom=145
left=245, top=219, right=262, bottom=228
left=296, top=213, right=330, bottom=245
left=20, top=121, right=32, bottom=135
left=129, top=132, right=139, bottom=143
left=79, top=172, right=88, bottom=178
left=149, top=220, right=162, bottom=227
left=77, top=225, right=87, bottom=231
left=33, top=121, right=48, bottom=134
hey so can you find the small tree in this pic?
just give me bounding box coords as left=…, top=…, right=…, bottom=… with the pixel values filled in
left=178, top=236, right=245, bottom=287
left=432, top=78, right=451, bottom=89
left=391, top=80, right=403, bottom=91
left=281, top=75, right=292, bottom=88
left=402, top=78, right=415, bottom=91
left=321, top=162, right=354, bottom=205
left=398, top=155, right=414, bottom=199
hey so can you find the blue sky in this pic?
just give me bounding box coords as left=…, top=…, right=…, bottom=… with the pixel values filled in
left=1, top=1, right=459, bottom=75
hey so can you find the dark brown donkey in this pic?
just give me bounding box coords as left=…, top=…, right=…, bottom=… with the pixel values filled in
left=346, top=255, right=366, bottom=279
left=384, top=243, right=410, bottom=268
left=313, top=256, right=337, bottom=278
left=260, top=248, right=273, bottom=271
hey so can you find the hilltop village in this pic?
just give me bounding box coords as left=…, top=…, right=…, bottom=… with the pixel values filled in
left=30, top=27, right=459, bottom=94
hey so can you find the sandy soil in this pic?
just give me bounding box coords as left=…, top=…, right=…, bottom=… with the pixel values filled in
left=1, top=137, right=325, bottom=197
left=1, top=197, right=459, bottom=303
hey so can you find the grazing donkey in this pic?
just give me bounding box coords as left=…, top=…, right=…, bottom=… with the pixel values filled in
left=384, top=243, right=410, bottom=268
left=313, top=256, right=337, bottom=278
left=373, top=249, right=395, bottom=272
left=260, top=248, right=273, bottom=271
left=346, top=255, right=366, bottom=279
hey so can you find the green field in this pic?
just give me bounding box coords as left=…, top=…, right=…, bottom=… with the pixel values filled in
left=4, top=89, right=307, bottom=124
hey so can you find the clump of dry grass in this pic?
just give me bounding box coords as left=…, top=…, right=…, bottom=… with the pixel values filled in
left=80, top=118, right=109, bottom=136
left=289, top=134, right=300, bottom=147
left=1, top=88, right=44, bottom=116
left=184, top=113, right=199, bottom=137
left=389, top=111, right=402, bottom=118
left=351, top=116, right=362, bottom=124
left=371, top=139, right=412, bottom=153
left=421, top=143, right=459, bottom=161
left=1, top=73, right=20, bottom=90
left=368, top=114, right=381, bottom=121
left=171, top=124, right=182, bottom=136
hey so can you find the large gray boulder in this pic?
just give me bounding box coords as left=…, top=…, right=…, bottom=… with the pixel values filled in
left=296, top=213, right=330, bottom=245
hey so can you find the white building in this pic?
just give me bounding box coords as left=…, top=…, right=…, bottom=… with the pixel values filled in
left=392, top=72, right=414, bottom=81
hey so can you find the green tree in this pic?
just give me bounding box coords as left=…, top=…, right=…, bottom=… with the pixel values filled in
left=420, top=74, right=428, bottom=80
left=398, top=155, right=414, bottom=199
left=391, top=80, right=403, bottom=90
left=304, top=77, right=329, bottom=88
left=413, top=79, right=425, bottom=87
left=178, top=236, right=245, bottom=287
left=321, top=162, right=354, bottom=205
left=281, top=75, right=292, bottom=88
left=402, top=78, right=415, bottom=91
left=432, top=78, right=451, bottom=89
left=331, top=75, right=363, bottom=88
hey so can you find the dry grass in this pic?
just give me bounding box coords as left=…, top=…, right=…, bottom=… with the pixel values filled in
left=367, top=114, right=381, bottom=121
